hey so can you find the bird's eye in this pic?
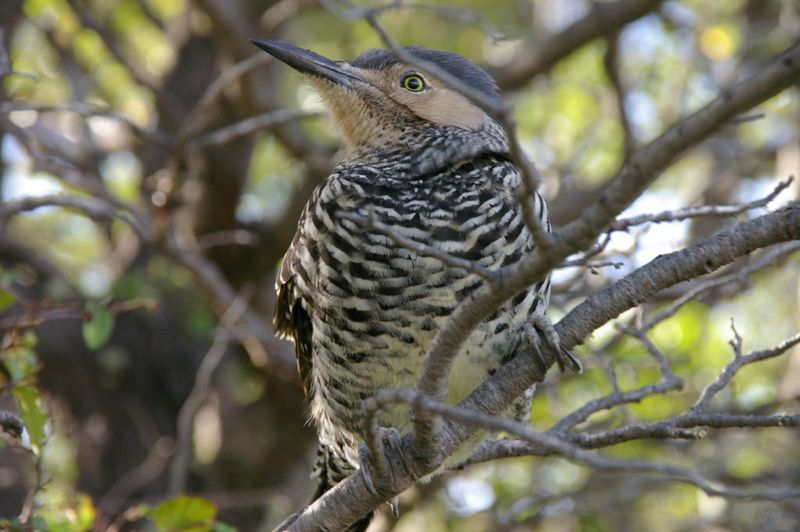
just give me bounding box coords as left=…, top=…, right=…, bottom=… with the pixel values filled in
left=401, top=74, right=426, bottom=92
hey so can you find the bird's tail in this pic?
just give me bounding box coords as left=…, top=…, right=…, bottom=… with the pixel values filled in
left=312, top=443, right=374, bottom=532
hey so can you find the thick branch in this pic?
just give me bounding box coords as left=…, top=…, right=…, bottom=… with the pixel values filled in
left=557, top=203, right=800, bottom=349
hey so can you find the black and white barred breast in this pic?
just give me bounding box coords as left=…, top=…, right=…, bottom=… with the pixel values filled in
left=274, top=150, right=551, bottom=483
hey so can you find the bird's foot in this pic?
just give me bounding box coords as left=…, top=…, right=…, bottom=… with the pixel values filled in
left=358, top=426, right=410, bottom=503
left=526, top=314, right=582, bottom=374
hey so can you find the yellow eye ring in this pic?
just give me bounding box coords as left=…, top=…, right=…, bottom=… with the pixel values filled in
left=401, top=74, right=426, bottom=92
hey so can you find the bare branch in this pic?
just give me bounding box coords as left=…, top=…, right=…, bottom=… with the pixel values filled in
left=194, top=54, right=273, bottom=115
left=471, top=408, right=800, bottom=463
left=169, top=325, right=234, bottom=495
left=558, top=233, right=613, bottom=269
left=470, top=323, right=800, bottom=466
left=0, top=101, right=174, bottom=147
left=603, top=32, right=635, bottom=158
left=287, top=203, right=800, bottom=531
left=329, top=0, right=500, bottom=39
left=164, top=238, right=295, bottom=373
left=0, top=194, right=153, bottom=241
left=98, top=443, right=171, bottom=517
left=641, top=240, right=800, bottom=329
left=551, top=374, right=683, bottom=434
left=732, top=112, right=767, bottom=124
left=0, top=114, right=150, bottom=225
left=0, top=123, right=295, bottom=375
left=618, top=325, right=678, bottom=380
left=558, top=204, right=800, bottom=351
left=185, top=109, right=321, bottom=150
left=375, top=389, right=800, bottom=501
left=196, top=229, right=260, bottom=250
left=491, top=0, right=668, bottom=90
left=413, top=42, right=800, bottom=461
left=611, top=176, right=793, bottom=231
left=562, top=258, right=625, bottom=272
left=64, top=0, right=160, bottom=91
left=690, top=330, right=800, bottom=414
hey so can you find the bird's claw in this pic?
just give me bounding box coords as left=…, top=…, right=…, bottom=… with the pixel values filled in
left=388, top=496, right=400, bottom=518
left=358, top=426, right=410, bottom=499
left=526, top=314, right=582, bottom=374
left=359, top=450, right=379, bottom=496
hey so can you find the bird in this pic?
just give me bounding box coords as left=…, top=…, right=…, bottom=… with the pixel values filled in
left=252, top=39, right=581, bottom=530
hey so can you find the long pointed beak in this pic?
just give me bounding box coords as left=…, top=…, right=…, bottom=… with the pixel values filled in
left=250, top=39, right=363, bottom=86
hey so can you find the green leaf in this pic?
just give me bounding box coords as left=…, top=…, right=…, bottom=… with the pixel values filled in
left=211, top=523, right=237, bottom=532
left=12, top=384, right=48, bottom=448
left=2, top=345, right=39, bottom=380
left=0, top=288, right=15, bottom=312
left=149, top=495, right=217, bottom=532
left=82, top=302, right=115, bottom=350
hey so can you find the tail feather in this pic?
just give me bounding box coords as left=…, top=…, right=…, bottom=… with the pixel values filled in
left=312, top=444, right=374, bottom=531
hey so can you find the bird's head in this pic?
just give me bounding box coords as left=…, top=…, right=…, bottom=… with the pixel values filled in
left=251, top=40, right=507, bottom=164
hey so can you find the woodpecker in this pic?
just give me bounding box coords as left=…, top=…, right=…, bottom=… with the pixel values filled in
left=253, top=39, right=580, bottom=529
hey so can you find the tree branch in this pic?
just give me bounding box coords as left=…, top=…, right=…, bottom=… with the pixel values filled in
left=286, top=202, right=800, bottom=530
left=491, top=0, right=668, bottom=90
left=610, top=176, right=793, bottom=231
left=412, top=41, right=800, bottom=461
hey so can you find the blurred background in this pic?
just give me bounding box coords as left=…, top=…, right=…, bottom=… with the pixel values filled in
left=0, top=0, right=799, bottom=530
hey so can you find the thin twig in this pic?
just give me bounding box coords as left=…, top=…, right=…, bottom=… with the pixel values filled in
left=469, top=408, right=800, bottom=463
left=603, top=31, right=635, bottom=158
left=559, top=233, right=613, bottom=269
left=169, top=316, right=238, bottom=495
left=641, top=240, right=800, bottom=329
left=196, top=230, right=260, bottom=250
left=0, top=101, right=173, bottom=147
left=611, top=177, right=793, bottom=231
left=185, top=109, right=321, bottom=150
left=690, top=330, right=800, bottom=414
left=328, top=0, right=503, bottom=40
left=374, top=389, right=800, bottom=501
left=195, top=54, right=273, bottom=115
left=551, top=376, right=683, bottom=434
left=617, top=326, right=678, bottom=381
left=491, top=0, right=668, bottom=90
left=0, top=194, right=153, bottom=241
left=164, top=237, right=295, bottom=372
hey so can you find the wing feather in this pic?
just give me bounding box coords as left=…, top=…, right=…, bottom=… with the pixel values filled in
left=273, top=231, right=314, bottom=397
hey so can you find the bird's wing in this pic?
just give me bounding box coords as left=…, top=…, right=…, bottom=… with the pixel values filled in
left=274, top=229, right=315, bottom=397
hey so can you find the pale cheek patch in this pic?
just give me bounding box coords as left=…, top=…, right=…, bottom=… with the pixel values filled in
left=397, top=88, right=490, bottom=131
